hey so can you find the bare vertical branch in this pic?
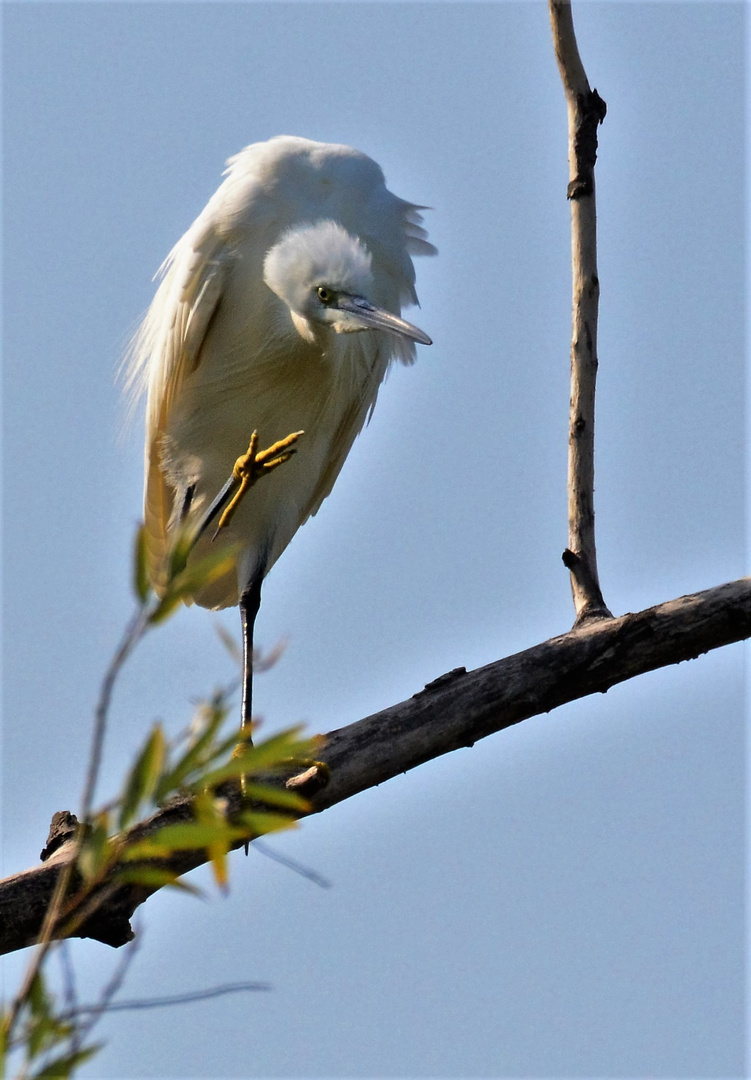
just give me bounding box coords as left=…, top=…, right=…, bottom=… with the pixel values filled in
left=549, top=0, right=611, bottom=624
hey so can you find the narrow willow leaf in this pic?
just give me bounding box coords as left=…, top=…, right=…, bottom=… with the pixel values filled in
left=169, top=551, right=239, bottom=599
left=27, top=973, right=50, bottom=1021
left=25, top=1006, right=73, bottom=1062
left=190, top=790, right=232, bottom=890
left=166, top=524, right=194, bottom=583
left=241, top=783, right=310, bottom=812
left=115, top=867, right=203, bottom=896
left=132, top=523, right=150, bottom=604
left=149, top=547, right=239, bottom=625
left=198, top=728, right=315, bottom=790
left=119, top=724, right=166, bottom=829
left=206, top=726, right=258, bottom=763
left=237, top=727, right=316, bottom=769
left=122, top=820, right=243, bottom=859
left=31, top=1042, right=101, bottom=1080
left=240, top=810, right=300, bottom=837
left=155, top=705, right=227, bottom=800
left=77, top=815, right=111, bottom=883
left=208, top=842, right=229, bottom=891
left=28, top=1016, right=52, bottom=1061
left=146, top=591, right=183, bottom=627
left=190, top=788, right=220, bottom=825
left=28, top=1017, right=75, bottom=1063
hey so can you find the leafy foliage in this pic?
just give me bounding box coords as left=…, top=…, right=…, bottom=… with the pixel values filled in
left=2, top=524, right=315, bottom=1078
left=3, top=971, right=100, bottom=1080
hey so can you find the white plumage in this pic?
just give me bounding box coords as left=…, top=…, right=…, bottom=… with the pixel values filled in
left=129, top=136, right=434, bottom=616
left=129, top=135, right=433, bottom=729
left=130, top=133, right=434, bottom=613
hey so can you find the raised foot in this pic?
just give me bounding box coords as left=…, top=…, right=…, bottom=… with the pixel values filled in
left=213, top=429, right=304, bottom=538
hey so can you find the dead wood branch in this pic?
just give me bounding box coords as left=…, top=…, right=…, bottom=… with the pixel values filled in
left=549, top=0, right=611, bottom=623
left=1, top=576, right=748, bottom=956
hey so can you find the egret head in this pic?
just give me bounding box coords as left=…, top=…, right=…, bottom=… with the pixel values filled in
left=263, top=220, right=431, bottom=346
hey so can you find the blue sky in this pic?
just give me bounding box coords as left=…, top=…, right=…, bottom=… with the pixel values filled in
left=2, top=3, right=745, bottom=1077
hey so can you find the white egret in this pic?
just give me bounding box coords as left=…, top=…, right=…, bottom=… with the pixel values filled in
left=129, top=135, right=434, bottom=735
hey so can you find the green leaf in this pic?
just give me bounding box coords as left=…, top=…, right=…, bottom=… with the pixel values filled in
left=132, top=523, right=150, bottom=604
left=1, top=1013, right=7, bottom=1077
left=114, top=867, right=203, bottom=896
left=240, top=810, right=300, bottom=837
left=27, top=973, right=51, bottom=1022
left=24, top=990, right=74, bottom=1062
left=30, top=1042, right=101, bottom=1079
left=146, top=591, right=183, bottom=627
left=203, top=727, right=257, bottom=764
left=122, top=820, right=244, bottom=859
left=27, top=1017, right=52, bottom=1061
left=166, top=524, right=194, bottom=583
left=241, top=783, right=310, bottom=812
left=77, top=815, right=112, bottom=883
left=149, top=547, right=239, bottom=626
left=207, top=842, right=229, bottom=891
left=155, top=704, right=227, bottom=800
left=119, top=724, right=166, bottom=829
left=189, top=790, right=233, bottom=889
left=171, top=549, right=239, bottom=598
left=197, top=728, right=315, bottom=791
left=191, top=788, right=220, bottom=822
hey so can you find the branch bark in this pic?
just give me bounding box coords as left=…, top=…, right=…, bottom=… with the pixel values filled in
left=2, top=576, right=749, bottom=956
left=549, top=0, right=611, bottom=624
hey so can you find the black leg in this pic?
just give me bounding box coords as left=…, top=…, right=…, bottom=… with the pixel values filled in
left=239, top=575, right=262, bottom=857
left=239, top=574, right=263, bottom=742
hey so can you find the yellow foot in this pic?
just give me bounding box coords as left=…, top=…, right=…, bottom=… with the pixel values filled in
left=213, top=429, right=304, bottom=537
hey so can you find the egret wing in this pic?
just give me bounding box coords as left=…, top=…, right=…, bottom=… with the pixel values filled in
left=133, top=221, right=232, bottom=590
left=299, top=350, right=390, bottom=526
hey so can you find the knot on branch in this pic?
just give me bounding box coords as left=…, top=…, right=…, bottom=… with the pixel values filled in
left=285, top=762, right=330, bottom=797
left=567, top=88, right=607, bottom=200
left=40, top=811, right=79, bottom=861
left=562, top=549, right=613, bottom=624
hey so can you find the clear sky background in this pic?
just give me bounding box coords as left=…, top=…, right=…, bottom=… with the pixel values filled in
left=2, top=3, right=746, bottom=1078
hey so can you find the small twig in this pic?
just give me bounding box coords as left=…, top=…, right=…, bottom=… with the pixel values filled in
left=549, top=0, right=611, bottom=625
left=62, top=981, right=270, bottom=1019
left=253, top=840, right=332, bottom=889
left=58, top=942, right=79, bottom=1029
left=75, top=933, right=142, bottom=1044
left=5, top=605, right=150, bottom=1037
left=83, top=606, right=151, bottom=821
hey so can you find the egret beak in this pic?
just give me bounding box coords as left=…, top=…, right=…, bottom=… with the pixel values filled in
left=335, top=295, right=432, bottom=345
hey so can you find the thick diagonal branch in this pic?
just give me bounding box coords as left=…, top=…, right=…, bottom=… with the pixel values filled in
left=549, top=0, right=610, bottom=624
left=1, top=576, right=748, bottom=956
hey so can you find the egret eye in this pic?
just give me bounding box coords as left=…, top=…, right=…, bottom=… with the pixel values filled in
left=317, top=286, right=333, bottom=304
